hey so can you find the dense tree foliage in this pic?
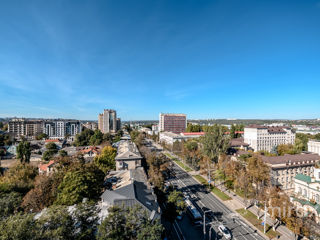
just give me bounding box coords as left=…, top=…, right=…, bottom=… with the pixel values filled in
left=21, top=174, right=62, bottom=212
left=55, top=163, right=104, bottom=205
left=186, top=123, right=202, bottom=132
left=35, top=133, right=48, bottom=140
left=93, top=146, right=116, bottom=174
left=74, top=129, right=95, bottom=146
left=0, top=163, right=37, bottom=194
left=17, top=140, right=31, bottom=163
left=97, top=206, right=162, bottom=240
left=230, top=124, right=244, bottom=138
left=201, top=124, right=230, bottom=164
left=42, top=142, right=59, bottom=160
left=0, top=191, right=22, bottom=220
left=0, top=133, right=11, bottom=146
left=0, top=213, right=36, bottom=240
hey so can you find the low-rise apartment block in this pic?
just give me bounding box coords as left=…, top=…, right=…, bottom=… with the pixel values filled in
left=262, top=153, right=320, bottom=191
left=244, top=125, right=295, bottom=152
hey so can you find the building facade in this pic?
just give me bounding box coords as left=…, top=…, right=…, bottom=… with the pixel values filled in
left=82, top=121, right=98, bottom=131
left=244, top=125, right=295, bottom=152
left=308, top=140, right=320, bottom=156
left=115, top=140, right=142, bottom=171
left=262, top=153, right=320, bottom=191
left=159, top=113, right=187, bottom=133
left=8, top=119, right=43, bottom=139
left=98, top=109, right=119, bottom=134
left=43, top=120, right=81, bottom=140
left=291, top=166, right=320, bottom=223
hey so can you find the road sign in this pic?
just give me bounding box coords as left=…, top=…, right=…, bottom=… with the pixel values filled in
left=261, top=221, right=265, bottom=226
left=208, top=180, right=211, bottom=184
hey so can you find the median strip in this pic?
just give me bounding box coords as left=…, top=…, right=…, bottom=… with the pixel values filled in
left=236, top=208, right=281, bottom=239
left=193, top=175, right=232, bottom=201
left=164, top=153, right=192, bottom=172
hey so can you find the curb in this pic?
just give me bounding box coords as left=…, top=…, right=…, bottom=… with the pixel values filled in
left=171, top=159, right=271, bottom=240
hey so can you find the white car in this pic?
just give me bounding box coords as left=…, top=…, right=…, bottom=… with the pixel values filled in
left=218, top=224, right=231, bottom=239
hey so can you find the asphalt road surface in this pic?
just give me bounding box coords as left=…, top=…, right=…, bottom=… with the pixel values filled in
left=168, top=162, right=266, bottom=240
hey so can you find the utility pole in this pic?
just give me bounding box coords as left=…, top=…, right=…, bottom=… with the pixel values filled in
left=203, top=211, right=206, bottom=240
left=263, top=201, right=267, bottom=234
left=203, top=210, right=211, bottom=240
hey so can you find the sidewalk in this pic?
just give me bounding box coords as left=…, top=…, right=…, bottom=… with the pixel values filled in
left=166, top=151, right=295, bottom=240
left=202, top=175, right=295, bottom=240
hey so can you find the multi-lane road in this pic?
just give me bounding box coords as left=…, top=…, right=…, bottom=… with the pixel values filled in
left=168, top=162, right=265, bottom=240
left=146, top=139, right=266, bottom=240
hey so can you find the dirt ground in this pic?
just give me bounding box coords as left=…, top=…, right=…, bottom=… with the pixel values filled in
left=1, top=158, right=40, bottom=168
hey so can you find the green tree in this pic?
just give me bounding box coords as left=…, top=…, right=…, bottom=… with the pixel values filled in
left=59, top=150, right=68, bottom=157
left=72, top=202, right=99, bottom=240
left=55, top=164, right=104, bottom=205
left=0, top=192, right=22, bottom=220
left=74, top=129, right=95, bottom=146
left=97, top=206, right=162, bottom=240
left=93, top=146, right=117, bottom=174
left=17, top=140, right=31, bottom=163
left=201, top=124, right=230, bottom=164
left=35, top=133, right=48, bottom=140
left=0, top=213, right=37, bottom=240
left=36, top=205, right=75, bottom=240
left=89, top=130, right=104, bottom=146
left=0, top=149, right=5, bottom=156
left=0, top=163, right=37, bottom=194
left=295, top=133, right=309, bottom=151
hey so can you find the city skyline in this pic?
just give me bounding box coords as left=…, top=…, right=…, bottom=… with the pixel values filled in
left=1, top=0, right=320, bottom=120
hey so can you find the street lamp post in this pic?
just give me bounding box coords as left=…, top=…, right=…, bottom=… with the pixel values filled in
left=203, top=210, right=211, bottom=240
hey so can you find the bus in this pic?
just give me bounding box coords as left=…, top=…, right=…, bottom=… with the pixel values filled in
left=185, top=199, right=202, bottom=225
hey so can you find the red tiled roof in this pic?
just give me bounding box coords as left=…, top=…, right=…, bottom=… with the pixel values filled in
left=45, top=139, right=60, bottom=143
left=225, top=131, right=244, bottom=134
left=39, top=160, right=55, bottom=172
left=181, top=132, right=205, bottom=136
left=80, top=146, right=100, bottom=154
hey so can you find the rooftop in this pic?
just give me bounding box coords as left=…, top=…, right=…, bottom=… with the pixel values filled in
left=115, top=140, right=142, bottom=161
left=101, top=167, right=159, bottom=220
left=262, top=153, right=320, bottom=165
left=295, top=174, right=312, bottom=183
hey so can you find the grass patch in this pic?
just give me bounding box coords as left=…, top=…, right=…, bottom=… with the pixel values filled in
left=193, top=175, right=208, bottom=185
left=164, top=153, right=193, bottom=172
left=193, top=175, right=232, bottom=201
left=174, top=159, right=193, bottom=172
left=211, top=187, right=232, bottom=201
left=236, top=208, right=281, bottom=239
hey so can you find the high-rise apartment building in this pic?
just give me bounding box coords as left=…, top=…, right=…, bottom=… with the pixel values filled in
left=43, top=120, right=81, bottom=140
left=9, top=119, right=43, bottom=139
left=244, top=125, right=295, bottom=152
left=159, top=113, right=187, bottom=133
left=98, top=109, right=119, bottom=134
left=116, top=118, right=121, bottom=131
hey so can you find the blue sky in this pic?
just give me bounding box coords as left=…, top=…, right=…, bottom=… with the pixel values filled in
left=0, top=0, right=320, bottom=120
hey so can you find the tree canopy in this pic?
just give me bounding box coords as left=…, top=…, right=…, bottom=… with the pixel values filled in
left=55, top=164, right=104, bottom=205
left=17, top=140, right=31, bottom=163
left=93, top=146, right=116, bottom=174
left=97, top=206, right=162, bottom=240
